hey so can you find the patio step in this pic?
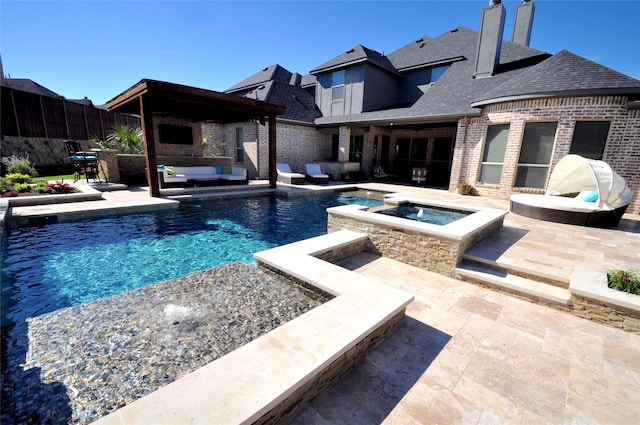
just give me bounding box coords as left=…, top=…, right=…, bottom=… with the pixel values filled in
left=455, top=261, right=572, bottom=306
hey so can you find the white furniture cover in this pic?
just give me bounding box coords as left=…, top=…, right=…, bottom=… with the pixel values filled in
left=305, top=163, right=329, bottom=179
left=276, top=163, right=304, bottom=178
left=544, top=154, right=633, bottom=211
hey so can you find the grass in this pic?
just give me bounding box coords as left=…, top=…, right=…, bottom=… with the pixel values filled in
left=33, top=174, right=75, bottom=183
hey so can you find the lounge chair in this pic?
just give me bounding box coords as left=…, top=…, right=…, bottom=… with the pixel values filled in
left=510, top=154, right=633, bottom=227
left=372, top=166, right=397, bottom=182
left=305, top=163, right=329, bottom=184
left=276, top=163, right=305, bottom=185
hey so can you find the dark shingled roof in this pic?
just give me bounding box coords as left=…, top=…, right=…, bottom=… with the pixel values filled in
left=472, top=49, right=640, bottom=106
left=227, top=66, right=321, bottom=124
left=309, top=45, right=398, bottom=76
left=300, top=74, right=317, bottom=88
left=2, top=78, right=61, bottom=98
left=229, top=24, right=640, bottom=127
left=387, top=34, right=463, bottom=71
left=225, top=64, right=292, bottom=93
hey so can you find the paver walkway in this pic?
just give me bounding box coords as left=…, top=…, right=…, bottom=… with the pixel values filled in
left=293, top=253, right=640, bottom=424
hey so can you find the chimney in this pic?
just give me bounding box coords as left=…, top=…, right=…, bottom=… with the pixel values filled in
left=289, top=73, right=302, bottom=86
left=474, top=0, right=506, bottom=78
left=512, top=0, right=535, bottom=46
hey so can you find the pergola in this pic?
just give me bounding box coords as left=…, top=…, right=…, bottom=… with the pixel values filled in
left=106, top=79, right=286, bottom=196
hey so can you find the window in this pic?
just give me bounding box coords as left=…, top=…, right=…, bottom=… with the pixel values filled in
left=570, top=121, right=610, bottom=160
left=479, top=124, right=509, bottom=184
left=331, top=70, right=345, bottom=101
left=349, top=135, right=363, bottom=162
left=515, top=122, right=557, bottom=188
left=430, top=65, right=449, bottom=83
left=235, top=127, right=244, bottom=163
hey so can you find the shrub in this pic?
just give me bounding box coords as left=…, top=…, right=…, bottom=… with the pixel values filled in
left=14, top=182, right=31, bottom=193
left=47, top=181, right=75, bottom=194
left=607, top=269, right=640, bottom=295
left=0, top=177, right=8, bottom=192
left=2, top=153, right=38, bottom=177
left=2, top=190, right=18, bottom=198
left=36, top=181, right=48, bottom=193
left=5, top=173, right=32, bottom=184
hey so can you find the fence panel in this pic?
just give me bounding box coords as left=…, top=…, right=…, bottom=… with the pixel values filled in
left=100, top=109, right=116, bottom=135
left=42, top=96, right=68, bottom=139
left=1, top=87, right=19, bottom=136
left=86, top=107, right=103, bottom=139
left=12, top=90, right=46, bottom=137
left=65, top=101, right=88, bottom=140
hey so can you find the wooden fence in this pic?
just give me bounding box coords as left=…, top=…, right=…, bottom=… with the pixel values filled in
left=1, top=86, right=140, bottom=141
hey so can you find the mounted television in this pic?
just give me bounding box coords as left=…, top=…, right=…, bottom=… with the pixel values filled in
left=158, top=124, right=193, bottom=145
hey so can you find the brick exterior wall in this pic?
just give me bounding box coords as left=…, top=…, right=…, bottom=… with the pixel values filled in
left=152, top=116, right=202, bottom=157
left=449, top=96, right=640, bottom=214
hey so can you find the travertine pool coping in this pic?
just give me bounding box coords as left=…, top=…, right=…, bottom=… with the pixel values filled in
left=571, top=264, right=640, bottom=314
left=93, top=230, right=414, bottom=424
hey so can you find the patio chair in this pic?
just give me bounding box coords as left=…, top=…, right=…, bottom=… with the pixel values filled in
left=305, top=163, right=329, bottom=184
left=276, top=163, right=306, bottom=185
left=64, top=140, right=99, bottom=183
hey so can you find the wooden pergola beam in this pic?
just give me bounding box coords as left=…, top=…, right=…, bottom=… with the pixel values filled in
left=106, top=79, right=286, bottom=197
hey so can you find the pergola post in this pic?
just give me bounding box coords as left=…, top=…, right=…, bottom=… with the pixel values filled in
left=269, top=114, right=277, bottom=188
left=139, top=94, right=160, bottom=197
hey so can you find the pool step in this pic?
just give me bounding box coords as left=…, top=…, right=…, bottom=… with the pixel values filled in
left=455, top=261, right=572, bottom=306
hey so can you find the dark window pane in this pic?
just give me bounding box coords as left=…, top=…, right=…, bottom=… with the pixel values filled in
left=518, top=122, right=557, bottom=164
left=483, top=124, right=509, bottom=162
left=396, top=138, right=411, bottom=159
left=570, top=121, right=610, bottom=160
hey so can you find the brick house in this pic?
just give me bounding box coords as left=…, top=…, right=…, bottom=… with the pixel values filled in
left=214, top=0, right=640, bottom=213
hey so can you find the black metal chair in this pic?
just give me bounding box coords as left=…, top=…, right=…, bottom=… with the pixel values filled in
left=63, top=141, right=99, bottom=182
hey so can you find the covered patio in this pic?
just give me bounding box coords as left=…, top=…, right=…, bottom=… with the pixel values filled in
left=105, top=79, right=286, bottom=196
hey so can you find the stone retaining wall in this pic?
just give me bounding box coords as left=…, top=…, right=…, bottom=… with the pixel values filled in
left=254, top=310, right=406, bottom=425
left=571, top=296, right=640, bottom=333
left=327, top=213, right=503, bottom=277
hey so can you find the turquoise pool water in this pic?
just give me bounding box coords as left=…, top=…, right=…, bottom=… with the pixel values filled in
left=0, top=191, right=384, bottom=326
left=376, top=203, right=471, bottom=225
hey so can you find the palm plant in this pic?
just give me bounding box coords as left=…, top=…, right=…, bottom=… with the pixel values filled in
left=106, top=123, right=144, bottom=154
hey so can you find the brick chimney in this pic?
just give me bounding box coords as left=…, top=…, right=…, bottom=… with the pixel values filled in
left=512, top=0, right=535, bottom=46
left=474, top=0, right=506, bottom=78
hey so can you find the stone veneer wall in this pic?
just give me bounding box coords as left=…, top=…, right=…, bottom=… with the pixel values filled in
left=1, top=136, right=91, bottom=173
left=253, top=309, right=406, bottom=425
left=571, top=296, right=640, bottom=334
left=327, top=213, right=503, bottom=277
left=449, top=96, right=640, bottom=214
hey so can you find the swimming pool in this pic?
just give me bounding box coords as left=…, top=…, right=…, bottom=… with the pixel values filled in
left=0, top=190, right=385, bottom=326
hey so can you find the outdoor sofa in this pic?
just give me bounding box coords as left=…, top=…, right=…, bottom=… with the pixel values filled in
left=158, top=165, right=247, bottom=187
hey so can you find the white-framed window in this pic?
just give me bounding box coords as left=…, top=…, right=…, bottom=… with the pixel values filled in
left=514, top=121, right=558, bottom=189
left=331, top=70, right=345, bottom=101
left=569, top=121, right=610, bottom=160
left=479, top=124, right=510, bottom=184
left=235, top=127, right=244, bottom=163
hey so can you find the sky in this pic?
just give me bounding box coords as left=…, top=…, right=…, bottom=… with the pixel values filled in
left=1, top=0, right=639, bottom=106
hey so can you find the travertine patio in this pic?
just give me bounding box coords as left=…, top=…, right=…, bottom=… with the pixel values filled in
left=3, top=181, right=639, bottom=424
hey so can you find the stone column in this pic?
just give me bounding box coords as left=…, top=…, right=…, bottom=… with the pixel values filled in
left=338, top=126, right=351, bottom=162
left=94, top=149, right=120, bottom=183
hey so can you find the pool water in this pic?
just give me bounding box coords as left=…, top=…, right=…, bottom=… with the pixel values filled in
left=376, top=203, right=471, bottom=225
left=1, top=191, right=384, bottom=326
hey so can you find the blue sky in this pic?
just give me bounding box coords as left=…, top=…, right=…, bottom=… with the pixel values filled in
left=1, top=0, right=639, bottom=105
